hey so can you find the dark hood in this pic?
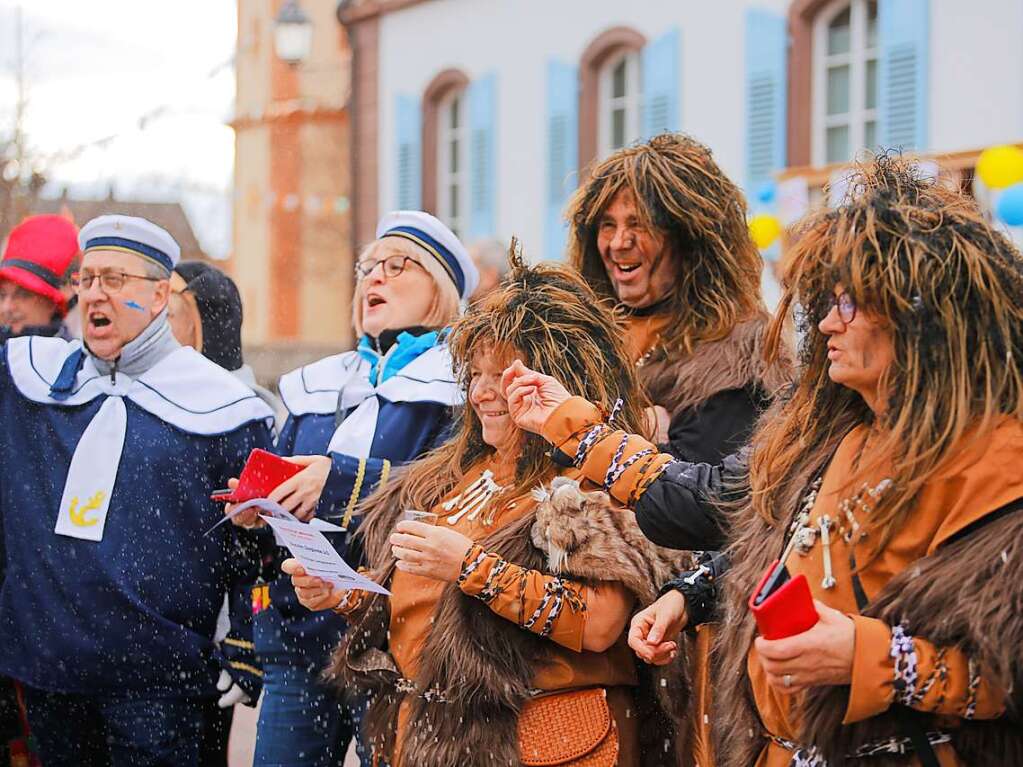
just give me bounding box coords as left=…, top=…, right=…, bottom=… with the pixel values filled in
left=174, top=261, right=243, bottom=371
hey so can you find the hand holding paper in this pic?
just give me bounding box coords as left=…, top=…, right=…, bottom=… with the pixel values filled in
left=283, top=558, right=351, bottom=611
left=262, top=515, right=389, bottom=596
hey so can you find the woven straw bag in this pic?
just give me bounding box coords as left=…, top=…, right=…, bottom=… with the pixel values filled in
left=517, top=687, right=620, bottom=766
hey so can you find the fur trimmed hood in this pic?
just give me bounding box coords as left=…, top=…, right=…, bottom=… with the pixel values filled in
left=639, top=313, right=793, bottom=416
left=330, top=475, right=692, bottom=767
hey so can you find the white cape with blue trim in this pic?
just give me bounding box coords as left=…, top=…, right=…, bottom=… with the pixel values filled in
left=277, top=343, right=461, bottom=459
left=7, top=336, right=275, bottom=433
left=7, top=336, right=274, bottom=541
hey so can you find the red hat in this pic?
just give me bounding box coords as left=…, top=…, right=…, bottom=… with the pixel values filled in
left=0, top=215, right=80, bottom=315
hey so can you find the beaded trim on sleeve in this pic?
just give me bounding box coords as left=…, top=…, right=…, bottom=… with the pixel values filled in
left=476, top=558, right=511, bottom=603
left=851, top=731, right=952, bottom=757
left=574, top=423, right=610, bottom=467
left=601, top=434, right=630, bottom=487
left=890, top=624, right=920, bottom=706
left=522, top=577, right=586, bottom=638
left=772, top=731, right=952, bottom=763
left=604, top=444, right=655, bottom=489
left=768, top=737, right=824, bottom=766
left=629, top=455, right=672, bottom=505
left=456, top=546, right=487, bottom=588
left=964, top=657, right=980, bottom=719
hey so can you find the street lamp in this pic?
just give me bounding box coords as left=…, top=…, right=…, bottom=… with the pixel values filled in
left=274, top=0, right=313, bottom=66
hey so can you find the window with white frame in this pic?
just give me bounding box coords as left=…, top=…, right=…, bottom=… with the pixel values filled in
left=599, top=51, right=642, bottom=158
left=437, top=89, right=468, bottom=238
left=813, top=0, right=879, bottom=165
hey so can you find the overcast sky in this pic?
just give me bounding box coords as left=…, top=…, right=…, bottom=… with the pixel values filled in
left=0, top=0, right=237, bottom=257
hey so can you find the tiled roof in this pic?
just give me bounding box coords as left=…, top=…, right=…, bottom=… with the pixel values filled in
left=31, top=196, right=209, bottom=262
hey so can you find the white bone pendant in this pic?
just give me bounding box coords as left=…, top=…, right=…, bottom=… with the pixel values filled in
left=445, top=470, right=502, bottom=525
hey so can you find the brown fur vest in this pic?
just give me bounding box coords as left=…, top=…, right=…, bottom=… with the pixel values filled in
left=328, top=474, right=692, bottom=767
left=713, top=490, right=1023, bottom=767
left=640, top=313, right=792, bottom=416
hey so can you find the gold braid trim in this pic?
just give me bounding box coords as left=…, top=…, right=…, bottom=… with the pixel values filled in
left=342, top=458, right=367, bottom=529
left=229, top=661, right=264, bottom=678
left=379, top=458, right=391, bottom=488
left=223, top=637, right=255, bottom=651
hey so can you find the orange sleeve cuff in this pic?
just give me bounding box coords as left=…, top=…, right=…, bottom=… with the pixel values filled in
left=844, top=615, right=895, bottom=724
left=540, top=397, right=603, bottom=458
left=844, top=615, right=1008, bottom=724
left=583, top=429, right=673, bottom=506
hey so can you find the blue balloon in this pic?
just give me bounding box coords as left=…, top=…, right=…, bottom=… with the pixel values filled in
left=756, top=181, right=777, bottom=205
left=997, top=183, right=1023, bottom=226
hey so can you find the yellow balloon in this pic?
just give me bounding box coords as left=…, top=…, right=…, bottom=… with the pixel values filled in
left=749, top=214, right=782, bottom=250
left=977, top=145, right=1023, bottom=190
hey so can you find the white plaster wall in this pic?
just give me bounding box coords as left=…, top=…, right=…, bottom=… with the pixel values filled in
left=929, top=0, right=1023, bottom=152
left=376, top=0, right=787, bottom=259
left=373, top=0, right=1023, bottom=257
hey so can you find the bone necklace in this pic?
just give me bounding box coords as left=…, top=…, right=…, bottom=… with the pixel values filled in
left=444, top=469, right=504, bottom=526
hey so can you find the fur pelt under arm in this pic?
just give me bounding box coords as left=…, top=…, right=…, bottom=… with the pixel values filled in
left=713, top=499, right=1023, bottom=767
left=796, top=507, right=1023, bottom=766
left=640, top=314, right=793, bottom=416
left=328, top=475, right=694, bottom=767
left=711, top=452, right=825, bottom=767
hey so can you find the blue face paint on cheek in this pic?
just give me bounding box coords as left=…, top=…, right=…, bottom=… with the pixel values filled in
left=123, top=300, right=146, bottom=312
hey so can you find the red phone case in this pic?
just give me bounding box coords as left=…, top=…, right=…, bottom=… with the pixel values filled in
left=748, top=559, right=820, bottom=640
left=211, top=448, right=304, bottom=503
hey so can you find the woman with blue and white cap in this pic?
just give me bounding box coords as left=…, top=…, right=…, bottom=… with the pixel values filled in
left=230, top=211, right=477, bottom=767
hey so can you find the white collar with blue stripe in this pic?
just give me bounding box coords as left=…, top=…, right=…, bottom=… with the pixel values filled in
left=6, top=335, right=274, bottom=436
left=278, top=335, right=462, bottom=418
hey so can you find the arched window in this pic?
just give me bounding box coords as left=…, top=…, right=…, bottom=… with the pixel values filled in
left=599, top=50, right=642, bottom=157
left=436, top=88, right=468, bottom=238
left=578, top=27, right=647, bottom=173
left=421, top=69, right=470, bottom=234
left=813, top=0, right=879, bottom=164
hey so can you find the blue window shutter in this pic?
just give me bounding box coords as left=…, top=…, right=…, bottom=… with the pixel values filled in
left=878, top=0, right=929, bottom=152
left=545, top=59, right=578, bottom=262
left=745, top=8, right=787, bottom=190
left=641, top=28, right=681, bottom=138
left=395, top=94, right=421, bottom=209
left=468, top=73, right=497, bottom=239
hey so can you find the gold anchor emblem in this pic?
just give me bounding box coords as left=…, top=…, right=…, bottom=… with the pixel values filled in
left=68, top=491, right=106, bottom=527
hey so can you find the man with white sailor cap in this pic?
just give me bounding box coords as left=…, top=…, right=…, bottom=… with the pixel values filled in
left=0, top=214, right=273, bottom=766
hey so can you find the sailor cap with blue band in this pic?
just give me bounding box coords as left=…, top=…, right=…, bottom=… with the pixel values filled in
left=376, top=211, right=478, bottom=300
left=78, top=215, right=181, bottom=274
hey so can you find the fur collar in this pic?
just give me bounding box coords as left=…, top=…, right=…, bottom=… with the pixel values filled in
left=639, top=313, right=793, bottom=415
left=330, top=475, right=692, bottom=767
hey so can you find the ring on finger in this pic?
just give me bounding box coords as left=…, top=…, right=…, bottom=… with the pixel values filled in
left=783, top=674, right=793, bottom=688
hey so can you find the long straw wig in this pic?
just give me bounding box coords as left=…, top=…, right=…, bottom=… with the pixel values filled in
left=397, top=241, right=648, bottom=512
left=753, top=153, right=1023, bottom=554
left=566, top=132, right=764, bottom=356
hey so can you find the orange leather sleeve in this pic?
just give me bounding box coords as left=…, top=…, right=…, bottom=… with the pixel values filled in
left=844, top=615, right=1005, bottom=724
left=540, top=397, right=673, bottom=507
left=457, top=544, right=588, bottom=652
